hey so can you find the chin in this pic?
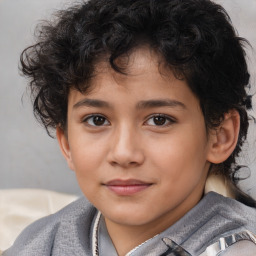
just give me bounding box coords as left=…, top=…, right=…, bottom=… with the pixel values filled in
left=103, top=207, right=158, bottom=226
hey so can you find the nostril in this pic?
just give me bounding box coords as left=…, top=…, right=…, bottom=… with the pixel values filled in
left=129, top=161, right=139, bottom=167
left=110, top=160, right=140, bottom=168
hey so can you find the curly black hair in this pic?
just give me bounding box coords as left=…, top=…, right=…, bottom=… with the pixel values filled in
left=20, top=0, right=255, bottom=205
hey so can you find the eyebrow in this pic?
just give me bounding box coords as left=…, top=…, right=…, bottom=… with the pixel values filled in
left=73, top=98, right=186, bottom=110
left=136, top=99, right=186, bottom=110
left=73, top=99, right=111, bottom=109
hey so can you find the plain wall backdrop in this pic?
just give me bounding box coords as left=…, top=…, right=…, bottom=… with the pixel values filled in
left=0, top=0, right=255, bottom=196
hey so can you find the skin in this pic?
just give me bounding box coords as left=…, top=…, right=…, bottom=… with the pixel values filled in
left=57, top=47, right=239, bottom=255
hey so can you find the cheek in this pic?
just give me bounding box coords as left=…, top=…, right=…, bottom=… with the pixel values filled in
left=148, top=131, right=208, bottom=181
left=70, top=142, right=103, bottom=201
left=69, top=137, right=106, bottom=177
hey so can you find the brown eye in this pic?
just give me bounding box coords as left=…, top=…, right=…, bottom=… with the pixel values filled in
left=84, top=115, right=110, bottom=126
left=93, top=116, right=106, bottom=126
left=145, top=114, right=176, bottom=127
left=153, top=116, right=166, bottom=126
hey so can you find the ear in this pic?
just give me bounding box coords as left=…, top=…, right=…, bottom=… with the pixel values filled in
left=207, top=110, right=240, bottom=164
left=56, top=126, right=75, bottom=171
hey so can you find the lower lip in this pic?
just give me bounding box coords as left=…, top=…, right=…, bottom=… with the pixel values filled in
left=106, top=184, right=151, bottom=196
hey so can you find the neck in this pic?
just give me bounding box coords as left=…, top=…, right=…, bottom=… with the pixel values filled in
left=105, top=218, right=167, bottom=256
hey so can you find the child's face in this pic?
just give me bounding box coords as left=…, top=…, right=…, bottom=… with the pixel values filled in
left=58, top=47, right=215, bottom=232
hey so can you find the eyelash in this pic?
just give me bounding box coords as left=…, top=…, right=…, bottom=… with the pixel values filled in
left=82, top=114, right=176, bottom=127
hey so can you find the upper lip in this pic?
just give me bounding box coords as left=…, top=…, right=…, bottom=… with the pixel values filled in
left=105, top=179, right=152, bottom=186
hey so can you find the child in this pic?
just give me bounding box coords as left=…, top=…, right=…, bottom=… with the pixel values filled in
left=3, top=0, right=256, bottom=255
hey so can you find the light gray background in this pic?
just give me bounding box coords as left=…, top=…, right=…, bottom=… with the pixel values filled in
left=0, top=0, right=255, bottom=196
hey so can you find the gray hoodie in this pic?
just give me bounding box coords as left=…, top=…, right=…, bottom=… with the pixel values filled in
left=3, top=192, right=256, bottom=256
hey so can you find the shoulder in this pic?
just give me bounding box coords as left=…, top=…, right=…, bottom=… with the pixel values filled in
left=172, top=192, right=256, bottom=255
left=212, top=192, right=256, bottom=225
left=220, top=240, right=256, bottom=256
left=200, top=192, right=256, bottom=239
left=3, top=197, right=96, bottom=256
left=196, top=193, right=256, bottom=254
left=198, top=230, right=256, bottom=256
left=198, top=192, right=256, bottom=225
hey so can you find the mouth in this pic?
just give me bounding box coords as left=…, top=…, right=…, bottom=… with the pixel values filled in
left=104, top=179, right=153, bottom=196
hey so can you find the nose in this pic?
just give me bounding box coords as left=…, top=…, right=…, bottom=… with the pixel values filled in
left=107, top=125, right=145, bottom=168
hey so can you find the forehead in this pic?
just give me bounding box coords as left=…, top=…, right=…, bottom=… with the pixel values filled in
left=94, top=46, right=167, bottom=77
left=86, top=47, right=180, bottom=92
left=67, top=47, right=201, bottom=115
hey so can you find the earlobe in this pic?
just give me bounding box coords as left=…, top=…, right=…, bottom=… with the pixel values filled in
left=207, top=110, right=240, bottom=164
left=56, top=126, right=75, bottom=170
